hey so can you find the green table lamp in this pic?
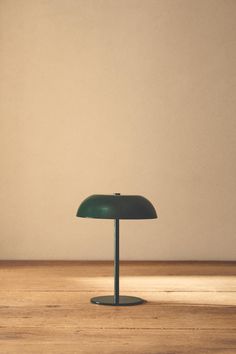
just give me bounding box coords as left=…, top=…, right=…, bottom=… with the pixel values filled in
left=76, top=193, right=157, bottom=306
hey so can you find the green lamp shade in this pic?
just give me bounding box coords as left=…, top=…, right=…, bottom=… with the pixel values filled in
left=76, top=194, right=157, bottom=220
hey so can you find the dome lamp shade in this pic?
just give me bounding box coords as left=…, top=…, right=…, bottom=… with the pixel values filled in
left=76, top=194, right=157, bottom=220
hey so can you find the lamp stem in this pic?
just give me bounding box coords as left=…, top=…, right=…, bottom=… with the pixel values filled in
left=114, top=218, right=119, bottom=304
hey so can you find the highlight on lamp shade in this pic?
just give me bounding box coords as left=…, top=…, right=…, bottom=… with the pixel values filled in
left=76, top=194, right=157, bottom=220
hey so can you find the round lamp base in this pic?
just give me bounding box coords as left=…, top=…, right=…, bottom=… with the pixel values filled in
left=90, top=295, right=145, bottom=306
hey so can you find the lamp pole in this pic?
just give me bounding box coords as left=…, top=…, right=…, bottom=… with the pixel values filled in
left=114, top=193, right=120, bottom=305
left=114, top=218, right=119, bottom=304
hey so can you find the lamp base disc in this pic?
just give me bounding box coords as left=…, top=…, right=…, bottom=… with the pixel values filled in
left=90, top=295, right=145, bottom=306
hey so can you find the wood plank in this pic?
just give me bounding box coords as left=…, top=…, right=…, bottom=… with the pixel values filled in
left=0, top=290, right=235, bottom=306
left=1, top=261, right=235, bottom=276
left=0, top=261, right=235, bottom=292
left=0, top=329, right=235, bottom=354
left=0, top=303, right=235, bottom=329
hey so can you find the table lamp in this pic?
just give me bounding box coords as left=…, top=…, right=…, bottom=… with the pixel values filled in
left=76, top=193, right=157, bottom=306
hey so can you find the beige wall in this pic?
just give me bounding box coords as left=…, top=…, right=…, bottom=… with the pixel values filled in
left=0, top=0, right=235, bottom=260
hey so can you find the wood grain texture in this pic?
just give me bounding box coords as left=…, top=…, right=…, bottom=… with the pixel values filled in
left=0, top=261, right=235, bottom=353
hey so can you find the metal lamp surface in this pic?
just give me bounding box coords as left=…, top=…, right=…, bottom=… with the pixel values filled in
left=77, top=194, right=157, bottom=219
left=76, top=193, right=157, bottom=306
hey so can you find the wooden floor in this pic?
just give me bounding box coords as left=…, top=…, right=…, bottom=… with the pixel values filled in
left=0, top=261, right=235, bottom=353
